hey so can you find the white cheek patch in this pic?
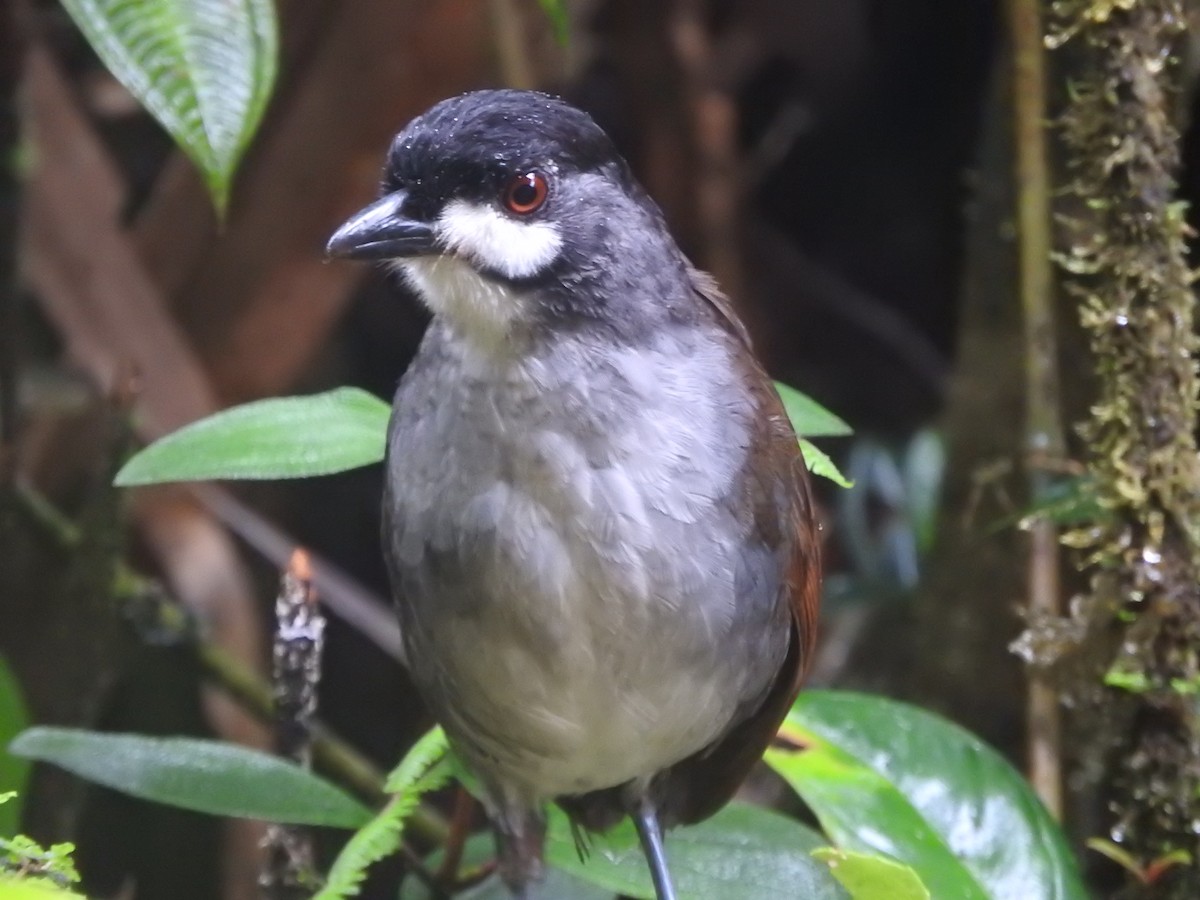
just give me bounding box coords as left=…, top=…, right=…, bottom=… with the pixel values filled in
left=436, top=199, right=563, bottom=280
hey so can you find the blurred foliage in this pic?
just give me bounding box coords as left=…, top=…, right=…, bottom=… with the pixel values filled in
left=0, top=659, right=28, bottom=837
left=0, top=794, right=83, bottom=898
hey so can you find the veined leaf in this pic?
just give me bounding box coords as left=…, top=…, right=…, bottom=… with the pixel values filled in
left=400, top=832, right=611, bottom=899
left=9, top=729, right=370, bottom=828
left=545, top=803, right=847, bottom=900
left=60, top=0, right=278, bottom=215
left=768, top=691, right=1087, bottom=900
left=114, top=388, right=390, bottom=485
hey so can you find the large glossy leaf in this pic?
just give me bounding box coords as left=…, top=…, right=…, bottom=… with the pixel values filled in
left=545, top=803, right=848, bottom=900
left=114, top=388, right=390, bottom=485
left=767, top=691, right=1087, bottom=900
left=811, top=848, right=930, bottom=900
left=9, top=729, right=371, bottom=828
left=59, top=0, right=277, bottom=215
left=456, top=867, right=611, bottom=900
left=400, top=833, right=613, bottom=900
left=0, top=659, right=29, bottom=836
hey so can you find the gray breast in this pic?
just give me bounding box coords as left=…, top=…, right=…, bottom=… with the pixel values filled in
left=382, top=322, right=789, bottom=802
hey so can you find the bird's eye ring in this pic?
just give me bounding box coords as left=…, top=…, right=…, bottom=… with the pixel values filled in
left=502, top=172, right=549, bottom=215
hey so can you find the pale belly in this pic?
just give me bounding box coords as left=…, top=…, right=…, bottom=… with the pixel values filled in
left=434, top=584, right=742, bottom=799
left=384, top=325, right=786, bottom=804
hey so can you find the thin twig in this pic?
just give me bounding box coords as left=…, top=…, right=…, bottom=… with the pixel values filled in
left=435, top=788, right=477, bottom=887
left=1008, top=0, right=1065, bottom=819
left=260, top=550, right=325, bottom=898
left=195, top=485, right=405, bottom=663
left=272, top=550, right=325, bottom=767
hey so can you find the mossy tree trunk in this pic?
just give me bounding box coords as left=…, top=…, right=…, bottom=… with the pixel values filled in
left=1053, top=1, right=1200, bottom=894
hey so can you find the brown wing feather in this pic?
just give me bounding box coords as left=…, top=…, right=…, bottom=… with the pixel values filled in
left=560, top=270, right=822, bottom=833
left=656, top=270, right=820, bottom=826
left=657, top=368, right=820, bottom=827
left=687, top=267, right=755, bottom=350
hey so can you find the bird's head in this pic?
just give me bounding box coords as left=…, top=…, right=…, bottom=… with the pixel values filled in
left=327, top=90, right=687, bottom=349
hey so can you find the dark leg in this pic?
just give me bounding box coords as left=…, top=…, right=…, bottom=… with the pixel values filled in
left=632, top=800, right=678, bottom=900
left=493, top=808, right=546, bottom=898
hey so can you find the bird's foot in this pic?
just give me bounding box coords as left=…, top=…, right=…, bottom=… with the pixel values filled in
left=494, top=808, right=547, bottom=898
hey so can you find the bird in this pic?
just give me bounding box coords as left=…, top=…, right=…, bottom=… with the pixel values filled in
left=326, top=89, right=821, bottom=900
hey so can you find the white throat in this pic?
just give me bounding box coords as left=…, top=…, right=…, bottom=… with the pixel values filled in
left=396, top=200, right=564, bottom=352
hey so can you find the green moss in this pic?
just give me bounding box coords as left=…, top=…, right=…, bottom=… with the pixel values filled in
left=1048, top=0, right=1200, bottom=889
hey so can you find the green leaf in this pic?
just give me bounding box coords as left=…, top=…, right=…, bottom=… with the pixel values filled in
left=775, top=383, right=852, bottom=438
left=545, top=803, right=848, bottom=900
left=400, top=833, right=613, bottom=900
left=811, top=848, right=930, bottom=900
left=59, top=0, right=278, bottom=215
left=384, top=727, right=450, bottom=794
left=114, top=388, right=391, bottom=485
left=0, top=660, right=29, bottom=836
left=8, top=729, right=371, bottom=828
left=0, top=832, right=80, bottom=892
left=459, top=868, right=611, bottom=899
left=767, top=691, right=1087, bottom=900
left=317, top=728, right=453, bottom=900
left=801, top=439, right=854, bottom=488
left=536, top=0, right=570, bottom=45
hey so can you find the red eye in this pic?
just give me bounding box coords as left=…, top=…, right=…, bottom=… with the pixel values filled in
left=503, top=172, right=549, bottom=215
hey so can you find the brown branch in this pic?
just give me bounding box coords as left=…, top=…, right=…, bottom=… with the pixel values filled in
left=1007, top=0, right=1065, bottom=819
left=196, top=485, right=405, bottom=663
left=667, top=0, right=746, bottom=308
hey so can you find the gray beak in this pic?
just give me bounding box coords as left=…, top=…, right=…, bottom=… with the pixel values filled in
left=326, top=190, right=435, bottom=260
